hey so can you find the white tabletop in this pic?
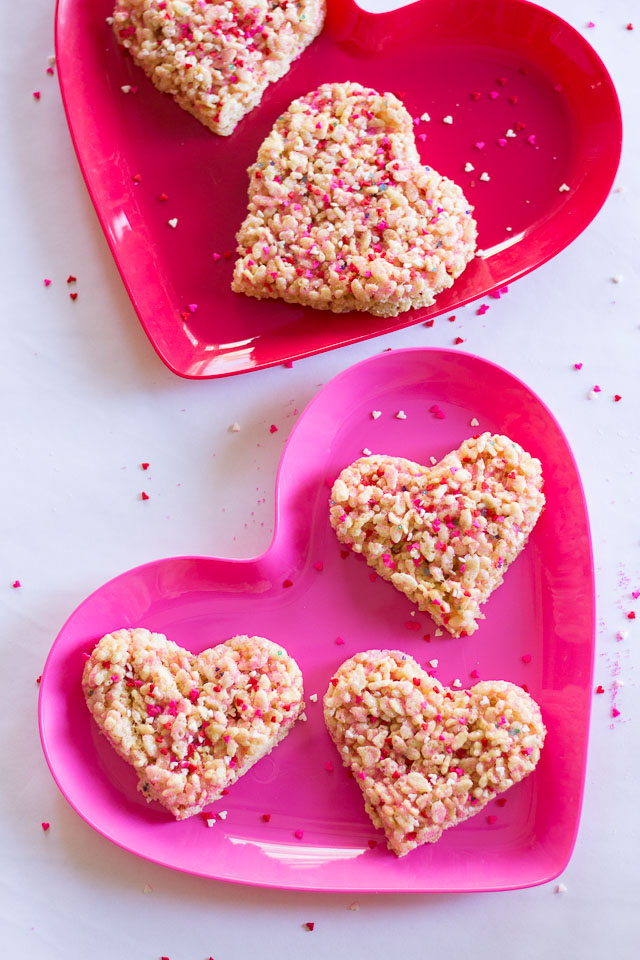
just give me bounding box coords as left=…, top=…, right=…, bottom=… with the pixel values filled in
left=2, top=1, right=639, bottom=956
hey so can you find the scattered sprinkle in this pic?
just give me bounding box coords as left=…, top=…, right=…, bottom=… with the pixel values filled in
left=325, top=760, right=334, bottom=772
left=476, top=304, right=489, bottom=315
left=614, top=395, right=622, bottom=402
left=335, top=636, right=345, bottom=645
left=428, top=659, right=439, bottom=668
left=586, top=22, right=595, bottom=29
left=470, top=417, right=479, bottom=427
left=371, top=410, right=381, bottom=420
left=442, top=115, right=453, bottom=124
left=41, top=822, right=50, bottom=832
left=612, top=707, right=621, bottom=718
left=470, top=668, right=480, bottom=679
left=592, top=384, right=602, bottom=393
left=452, top=678, right=462, bottom=689
left=283, top=579, right=293, bottom=588
left=262, top=813, right=271, bottom=822
left=420, top=112, right=431, bottom=122
left=611, top=274, right=623, bottom=284
left=555, top=883, right=567, bottom=894
left=69, top=292, right=78, bottom=301
left=559, top=183, right=570, bottom=192
left=313, top=561, right=323, bottom=571
left=33, top=91, right=41, bottom=101
left=269, top=424, right=279, bottom=434
left=474, top=141, right=485, bottom=150
left=283, top=360, right=294, bottom=368
left=141, top=462, right=149, bottom=470
left=43, top=278, right=51, bottom=287
left=309, top=693, right=318, bottom=703
left=303, top=922, right=315, bottom=931
left=367, top=840, right=378, bottom=849
left=595, top=685, right=605, bottom=694
left=36, top=675, right=42, bottom=683
left=574, top=362, right=583, bottom=370
left=362, top=447, right=372, bottom=456
left=168, top=218, right=178, bottom=228
left=141, top=492, right=150, bottom=501
left=229, top=422, right=241, bottom=432
left=464, top=162, right=474, bottom=172
left=521, top=653, right=532, bottom=664
left=454, top=337, right=465, bottom=344
left=486, top=815, right=497, bottom=825
left=627, top=611, right=636, bottom=620
left=12, top=580, right=21, bottom=588
left=527, top=135, right=536, bottom=145
left=142, top=883, right=153, bottom=893
left=395, top=410, right=407, bottom=420
left=505, top=129, right=516, bottom=138
left=294, top=829, right=304, bottom=839
left=121, top=85, right=131, bottom=93
left=348, top=901, right=360, bottom=911
left=158, top=192, right=169, bottom=202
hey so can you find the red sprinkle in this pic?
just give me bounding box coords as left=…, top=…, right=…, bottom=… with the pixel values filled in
left=158, top=192, right=169, bottom=201
left=132, top=173, right=142, bottom=183
left=470, top=668, right=480, bottom=679
left=405, top=621, right=420, bottom=631
left=36, top=675, right=42, bottom=684
left=367, top=840, right=378, bottom=849
left=454, top=337, right=465, bottom=345
left=33, top=91, right=41, bottom=100
left=67, top=275, right=77, bottom=284
left=448, top=315, right=456, bottom=322
left=313, top=561, right=323, bottom=571
left=141, top=491, right=150, bottom=501
left=141, top=462, right=149, bottom=470
left=612, top=707, right=621, bottom=718
left=496, top=798, right=507, bottom=807
left=304, top=922, right=315, bottom=932
left=521, top=653, right=532, bottom=663
left=325, top=760, right=334, bottom=771
left=294, top=829, right=304, bottom=839
left=486, top=815, right=497, bottom=825
left=368, top=572, right=377, bottom=582
left=43, top=278, right=51, bottom=287
left=626, top=24, right=634, bottom=31
left=614, top=395, right=622, bottom=402
left=595, top=685, right=605, bottom=694
left=262, top=813, right=271, bottom=822
left=12, top=580, right=21, bottom=588
left=269, top=424, right=279, bottom=433
left=69, top=292, right=78, bottom=301
left=424, top=319, right=435, bottom=327
left=41, top=822, right=50, bottom=831
left=627, top=611, right=636, bottom=620
left=283, top=360, right=294, bottom=368
left=282, top=579, right=293, bottom=588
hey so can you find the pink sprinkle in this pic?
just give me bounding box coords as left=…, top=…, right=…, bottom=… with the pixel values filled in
left=521, top=653, right=532, bottom=663
left=612, top=707, right=621, bottom=718
left=283, top=360, right=294, bottom=368
left=497, top=138, right=507, bottom=147
left=188, top=303, right=198, bottom=313
left=554, top=83, right=563, bottom=92
left=418, top=133, right=427, bottom=142
left=586, top=21, right=595, bottom=29
left=477, top=304, right=489, bottom=315
left=212, top=252, right=221, bottom=260
left=41, top=822, right=50, bottom=831
left=47, top=67, right=54, bottom=75
left=486, top=815, right=497, bottom=825
left=592, top=385, right=601, bottom=393
left=33, top=91, right=41, bottom=100
left=12, top=580, right=21, bottom=588
left=632, top=591, right=640, bottom=600
left=335, top=636, right=345, bottom=645
left=269, top=424, right=278, bottom=433
left=489, top=91, right=499, bottom=99
left=574, top=362, right=583, bottom=370
left=470, top=669, right=480, bottom=678
left=325, top=761, right=334, bottom=772
left=43, top=278, right=51, bottom=287
left=368, top=572, right=377, bottom=582
left=527, top=135, right=536, bottom=145
left=294, top=829, right=304, bottom=839
left=313, top=561, right=323, bottom=571
left=474, top=141, right=485, bottom=150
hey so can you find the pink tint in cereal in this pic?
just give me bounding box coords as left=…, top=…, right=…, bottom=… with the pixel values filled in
left=112, top=1, right=326, bottom=136
left=232, top=82, right=477, bottom=316
left=324, top=650, right=545, bottom=856
left=83, top=628, right=304, bottom=818
left=330, top=434, right=545, bottom=637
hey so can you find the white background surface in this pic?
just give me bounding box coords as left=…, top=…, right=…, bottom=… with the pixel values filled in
left=2, top=0, right=639, bottom=956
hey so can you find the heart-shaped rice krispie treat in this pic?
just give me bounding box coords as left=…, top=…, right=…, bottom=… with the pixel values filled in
left=112, top=1, right=326, bottom=136
left=83, top=628, right=304, bottom=818
left=330, top=433, right=545, bottom=637
left=232, top=81, right=477, bottom=315
left=324, top=650, right=545, bottom=856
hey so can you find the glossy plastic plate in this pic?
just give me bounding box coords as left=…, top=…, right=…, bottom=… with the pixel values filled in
left=55, top=0, right=621, bottom=378
left=39, top=348, right=594, bottom=891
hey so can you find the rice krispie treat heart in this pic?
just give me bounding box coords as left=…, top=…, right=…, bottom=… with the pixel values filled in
left=330, top=433, right=545, bottom=637
left=112, top=1, right=326, bottom=136
left=324, top=650, right=545, bottom=856
left=232, top=81, right=477, bottom=316
left=83, top=628, right=304, bottom=818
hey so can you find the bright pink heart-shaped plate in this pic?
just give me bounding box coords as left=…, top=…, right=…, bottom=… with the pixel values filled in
left=39, top=348, right=594, bottom=892
left=55, top=0, right=621, bottom=377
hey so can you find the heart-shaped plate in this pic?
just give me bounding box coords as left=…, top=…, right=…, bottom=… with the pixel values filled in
left=39, top=348, right=594, bottom=892
left=55, top=0, right=621, bottom=378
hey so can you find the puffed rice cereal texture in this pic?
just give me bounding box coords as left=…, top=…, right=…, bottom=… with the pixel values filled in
left=330, top=433, right=545, bottom=637
left=324, top=650, right=545, bottom=856
left=232, top=81, right=477, bottom=315
left=83, top=628, right=304, bottom=818
left=112, top=1, right=326, bottom=136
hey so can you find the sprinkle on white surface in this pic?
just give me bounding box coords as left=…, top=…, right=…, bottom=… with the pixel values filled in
left=464, top=162, right=474, bottom=172
left=168, top=218, right=178, bottom=228
left=362, top=447, right=372, bottom=456
left=142, top=884, right=153, bottom=894
left=420, top=112, right=431, bottom=122
left=442, top=115, right=453, bottom=124
left=588, top=389, right=600, bottom=400
left=559, top=183, right=570, bottom=192
left=470, top=417, right=479, bottom=427
left=452, top=678, right=462, bottom=689
left=614, top=678, right=625, bottom=688
left=428, top=659, right=439, bottom=668
left=309, top=693, right=318, bottom=703
left=121, top=84, right=132, bottom=94
left=371, top=410, right=382, bottom=420
left=611, top=274, right=623, bottom=283
left=616, top=630, right=629, bottom=640
left=555, top=883, right=568, bottom=894
left=395, top=410, right=407, bottom=419
left=479, top=172, right=491, bottom=182
left=229, top=422, right=241, bottom=432
left=48, top=55, right=56, bottom=66
left=348, top=901, right=360, bottom=911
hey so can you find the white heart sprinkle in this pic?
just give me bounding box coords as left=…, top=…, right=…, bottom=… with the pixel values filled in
left=505, top=129, right=516, bottom=138
left=470, top=417, right=479, bottom=427
left=479, top=172, right=491, bottom=182
left=442, top=115, right=453, bottom=124
left=558, top=183, right=570, bottom=192
left=168, top=218, right=178, bottom=228
left=506, top=226, right=512, bottom=232
left=229, top=422, right=240, bottom=432
left=395, top=410, right=407, bottom=420
left=206, top=818, right=216, bottom=827
left=309, top=693, right=318, bottom=703
left=429, top=456, right=437, bottom=465
left=611, top=274, right=623, bottom=283
left=121, top=84, right=131, bottom=94
left=614, top=678, right=624, bottom=688
left=362, top=447, right=372, bottom=456
left=555, top=883, right=567, bottom=894
left=452, top=678, right=462, bottom=689
left=142, top=884, right=153, bottom=894
left=106, top=16, right=114, bottom=24
left=217, top=810, right=228, bottom=820
left=428, top=659, right=439, bottom=668
left=371, top=410, right=382, bottom=420
left=464, top=162, right=474, bottom=172
left=420, top=112, right=431, bottom=122
left=435, top=628, right=443, bottom=636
